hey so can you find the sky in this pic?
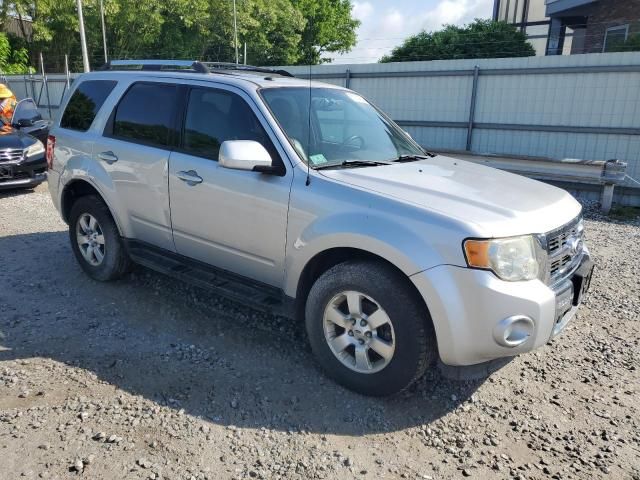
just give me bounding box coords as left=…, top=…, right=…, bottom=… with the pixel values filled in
left=332, top=0, right=494, bottom=64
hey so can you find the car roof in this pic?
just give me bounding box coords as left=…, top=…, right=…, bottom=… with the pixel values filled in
left=75, top=69, right=343, bottom=92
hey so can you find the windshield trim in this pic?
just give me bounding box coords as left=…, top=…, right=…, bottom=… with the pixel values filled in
left=257, top=86, right=428, bottom=168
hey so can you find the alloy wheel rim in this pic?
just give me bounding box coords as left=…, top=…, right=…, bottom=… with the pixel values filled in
left=76, top=213, right=105, bottom=266
left=322, top=290, right=395, bottom=374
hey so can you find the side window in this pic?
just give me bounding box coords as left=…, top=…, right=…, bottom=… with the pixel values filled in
left=112, top=83, right=177, bottom=148
left=60, top=80, right=116, bottom=131
left=182, top=88, right=274, bottom=161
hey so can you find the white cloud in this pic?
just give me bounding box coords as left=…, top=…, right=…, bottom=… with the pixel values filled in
left=332, top=0, right=494, bottom=64
left=352, top=1, right=374, bottom=20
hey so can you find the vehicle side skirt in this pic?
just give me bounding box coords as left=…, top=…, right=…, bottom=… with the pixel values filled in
left=124, top=239, right=296, bottom=318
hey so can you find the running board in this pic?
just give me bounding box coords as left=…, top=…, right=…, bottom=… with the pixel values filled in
left=124, top=240, right=295, bottom=318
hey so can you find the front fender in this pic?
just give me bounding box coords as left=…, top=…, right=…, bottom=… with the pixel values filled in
left=283, top=210, right=465, bottom=298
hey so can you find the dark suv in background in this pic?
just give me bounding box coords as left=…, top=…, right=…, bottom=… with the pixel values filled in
left=0, top=98, right=50, bottom=191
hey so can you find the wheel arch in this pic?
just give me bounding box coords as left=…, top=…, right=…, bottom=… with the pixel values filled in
left=293, top=247, right=432, bottom=327
left=61, top=179, right=123, bottom=235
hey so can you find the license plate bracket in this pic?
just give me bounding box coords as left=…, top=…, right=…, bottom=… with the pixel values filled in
left=572, top=266, right=594, bottom=306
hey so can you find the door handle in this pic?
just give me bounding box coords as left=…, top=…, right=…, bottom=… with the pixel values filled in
left=97, top=151, right=118, bottom=164
left=176, top=170, right=203, bottom=186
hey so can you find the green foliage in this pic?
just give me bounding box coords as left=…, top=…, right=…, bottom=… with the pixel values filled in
left=380, top=19, right=536, bottom=63
left=293, top=0, right=360, bottom=64
left=1, top=0, right=359, bottom=69
left=0, top=32, right=30, bottom=73
left=608, top=33, right=640, bottom=53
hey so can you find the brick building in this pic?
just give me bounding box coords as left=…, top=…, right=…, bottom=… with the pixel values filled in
left=493, top=0, right=640, bottom=55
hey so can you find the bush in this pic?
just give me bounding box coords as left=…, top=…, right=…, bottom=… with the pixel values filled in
left=609, top=33, right=640, bottom=53
left=380, top=19, right=535, bottom=63
left=0, top=32, right=31, bottom=74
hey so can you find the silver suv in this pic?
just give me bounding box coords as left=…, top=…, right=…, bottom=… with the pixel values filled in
left=47, top=60, right=593, bottom=396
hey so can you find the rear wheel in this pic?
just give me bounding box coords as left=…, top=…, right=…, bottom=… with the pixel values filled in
left=68, top=195, right=130, bottom=281
left=305, top=260, right=437, bottom=396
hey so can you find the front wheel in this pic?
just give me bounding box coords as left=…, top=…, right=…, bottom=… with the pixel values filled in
left=305, top=261, right=437, bottom=396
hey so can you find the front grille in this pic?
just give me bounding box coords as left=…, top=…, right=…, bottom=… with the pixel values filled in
left=550, top=254, right=571, bottom=277
left=0, top=148, right=24, bottom=163
left=546, top=215, right=584, bottom=285
left=547, top=221, right=582, bottom=255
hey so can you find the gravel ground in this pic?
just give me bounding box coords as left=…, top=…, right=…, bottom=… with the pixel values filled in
left=1, top=183, right=639, bottom=480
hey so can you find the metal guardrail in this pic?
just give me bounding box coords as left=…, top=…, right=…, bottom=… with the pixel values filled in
left=440, top=151, right=628, bottom=213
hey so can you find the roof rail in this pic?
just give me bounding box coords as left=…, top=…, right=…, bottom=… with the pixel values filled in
left=100, top=60, right=209, bottom=73
left=202, top=62, right=294, bottom=78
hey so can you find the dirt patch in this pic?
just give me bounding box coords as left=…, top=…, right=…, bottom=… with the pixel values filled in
left=1, top=184, right=639, bottom=479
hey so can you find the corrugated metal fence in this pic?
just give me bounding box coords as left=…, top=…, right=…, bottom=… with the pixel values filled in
left=283, top=52, right=640, bottom=198
left=2, top=52, right=640, bottom=200
left=1, top=73, right=71, bottom=121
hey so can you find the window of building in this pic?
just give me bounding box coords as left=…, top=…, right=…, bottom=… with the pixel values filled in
left=525, top=0, right=548, bottom=23
left=182, top=88, right=272, bottom=161
left=497, top=0, right=527, bottom=25
left=603, top=25, right=629, bottom=52
left=60, top=80, right=116, bottom=131
left=112, top=83, right=177, bottom=148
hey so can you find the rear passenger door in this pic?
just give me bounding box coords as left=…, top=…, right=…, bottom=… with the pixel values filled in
left=93, top=81, right=178, bottom=251
left=168, top=85, right=293, bottom=287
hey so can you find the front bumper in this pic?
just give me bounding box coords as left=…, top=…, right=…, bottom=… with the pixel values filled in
left=0, top=155, right=47, bottom=190
left=410, top=251, right=593, bottom=366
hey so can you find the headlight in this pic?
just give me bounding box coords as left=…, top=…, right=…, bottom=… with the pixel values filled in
left=463, top=235, right=546, bottom=282
left=24, top=141, right=45, bottom=159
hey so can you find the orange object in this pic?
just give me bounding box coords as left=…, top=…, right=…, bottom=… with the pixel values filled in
left=0, top=84, right=17, bottom=124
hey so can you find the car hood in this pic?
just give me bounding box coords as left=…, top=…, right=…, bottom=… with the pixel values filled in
left=318, top=155, right=582, bottom=238
left=0, top=125, right=38, bottom=149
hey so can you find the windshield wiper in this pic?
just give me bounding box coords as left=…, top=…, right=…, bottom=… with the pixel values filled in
left=394, top=153, right=436, bottom=162
left=313, top=159, right=394, bottom=170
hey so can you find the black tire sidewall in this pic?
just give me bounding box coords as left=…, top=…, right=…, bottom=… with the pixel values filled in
left=68, top=196, right=127, bottom=281
left=305, top=261, right=435, bottom=396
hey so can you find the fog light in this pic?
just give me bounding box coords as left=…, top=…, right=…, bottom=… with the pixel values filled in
left=493, top=315, right=534, bottom=347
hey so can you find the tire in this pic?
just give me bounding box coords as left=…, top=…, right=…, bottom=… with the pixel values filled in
left=68, top=195, right=131, bottom=281
left=305, top=260, right=437, bottom=396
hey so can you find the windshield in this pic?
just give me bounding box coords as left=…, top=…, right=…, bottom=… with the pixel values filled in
left=261, top=87, right=425, bottom=168
left=12, top=99, right=42, bottom=125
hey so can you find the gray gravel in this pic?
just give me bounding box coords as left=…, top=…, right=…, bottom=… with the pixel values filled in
left=1, top=184, right=639, bottom=480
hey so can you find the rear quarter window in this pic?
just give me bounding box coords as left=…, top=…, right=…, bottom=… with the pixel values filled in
left=60, top=80, right=117, bottom=131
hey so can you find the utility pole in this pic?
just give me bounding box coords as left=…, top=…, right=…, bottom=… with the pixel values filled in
left=233, top=0, right=239, bottom=64
left=100, top=0, right=108, bottom=63
left=244, top=42, right=247, bottom=65
left=76, top=0, right=90, bottom=72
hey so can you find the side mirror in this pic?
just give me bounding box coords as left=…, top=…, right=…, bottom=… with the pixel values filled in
left=14, top=118, right=34, bottom=128
left=219, top=140, right=277, bottom=173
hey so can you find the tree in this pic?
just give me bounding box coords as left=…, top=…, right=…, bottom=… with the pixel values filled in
left=292, top=0, right=359, bottom=64
left=380, top=19, right=535, bottom=63
left=0, top=32, right=30, bottom=73
left=1, top=0, right=359, bottom=70
left=609, top=33, right=640, bottom=53
left=200, top=0, right=306, bottom=66
left=240, top=0, right=306, bottom=65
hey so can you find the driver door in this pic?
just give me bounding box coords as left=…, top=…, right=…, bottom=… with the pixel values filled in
left=168, top=85, right=293, bottom=287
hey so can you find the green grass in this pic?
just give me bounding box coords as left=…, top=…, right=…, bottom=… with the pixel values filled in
left=609, top=205, right=640, bottom=220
